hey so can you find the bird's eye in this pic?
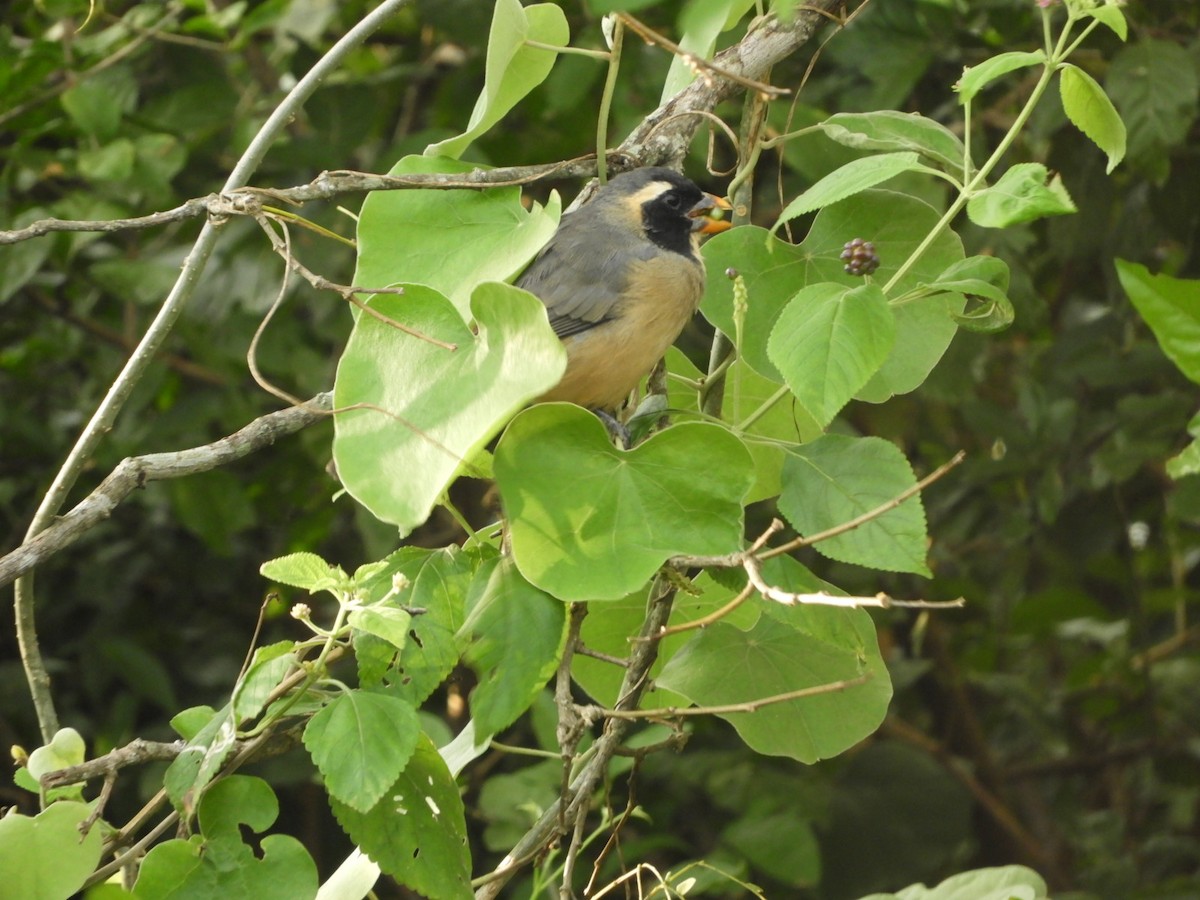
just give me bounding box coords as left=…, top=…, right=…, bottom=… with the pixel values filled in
left=663, top=193, right=683, bottom=210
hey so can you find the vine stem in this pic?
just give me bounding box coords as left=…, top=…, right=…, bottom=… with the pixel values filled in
left=14, top=0, right=417, bottom=746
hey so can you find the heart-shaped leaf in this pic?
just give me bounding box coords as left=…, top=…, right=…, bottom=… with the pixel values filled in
left=354, top=155, right=561, bottom=317
left=425, top=0, right=569, bottom=160
left=494, top=404, right=755, bottom=600
left=0, top=802, right=103, bottom=900
left=656, top=557, right=892, bottom=762
left=333, top=282, right=566, bottom=535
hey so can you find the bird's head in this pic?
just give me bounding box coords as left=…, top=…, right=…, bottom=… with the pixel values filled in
left=599, top=167, right=732, bottom=257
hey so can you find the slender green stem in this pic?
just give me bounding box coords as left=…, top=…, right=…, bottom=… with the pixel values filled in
left=883, top=56, right=1061, bottom=293
left=595, top=19, right=624, bottom=185
left=759, top=123, right=821, bottom=149
left=523, top=39, right=609, bottom=61
left=737, top=384, right=791, bottom=433
left=442, top=494, right=479, bottom=543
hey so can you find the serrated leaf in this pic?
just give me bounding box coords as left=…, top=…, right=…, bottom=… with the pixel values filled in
left=0, top=802, right=104, bottom=900
left=164, top=703, right=238, bottom=818
left=966, top=163, right=1076, bottom=228
left=779, top=434, right=931, bottom=576
left=703, top=191, right=964, bottom=401
left=955, top=50, right=1044, bottom=102
left=818, top=110, right=967, bottom=172
left=1107, top=40, right=1198, bottom=171
left=1060, top=63, right=1126, bottom=174
left=349, top=605, right=413, bottom=649
left=773, top=152, right=922, bottom=229
left=1115, top=260, right=1200, bottom=384
left=260, top=552, right=347, bottom=593
left=494, top=405, right=755, bottom=601
left=458, top=557, right=566, bottom=734
left=425, top=0, right=569, bottom=160
left=358, top=548, right=476, bottom=704
left=656, top=557, right=891, bottom=761
left=333, top=283, right=566, bottom=535
left=232, top=641, right=296, bottom=721
left=304, top=691, right=420, bottom=812
left=330, top=734, right=472, bottom=900
left=767, top=282, right=895, bottom=427
left=354, top=156, right=562, bottom=318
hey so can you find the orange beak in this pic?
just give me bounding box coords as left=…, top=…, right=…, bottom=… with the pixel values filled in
left=689, top=193, right=733, bottom=235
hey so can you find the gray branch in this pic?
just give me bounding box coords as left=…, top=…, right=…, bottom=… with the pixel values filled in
left=0, top=394, right=332, bottom=592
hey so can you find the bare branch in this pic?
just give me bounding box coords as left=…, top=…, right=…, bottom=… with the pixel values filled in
left=0, top=394, right=332, bottom=591
left=588, top=673, right=872, bottom=720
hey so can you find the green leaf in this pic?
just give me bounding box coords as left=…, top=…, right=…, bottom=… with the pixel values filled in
left=773, top=152, right=922, bottom=229
left=164, top=703, right=237, bottom=818
left=24, top=727, right=85, bottom=782
left=779, top=434, right=931, bottom=576
left=78, top=138, right=136, bottom=183
left=859, top=864, right=1048, bottom=900
left=1084, top=4, right=1127, bottom=41
left=349, top=605, right=413, bottom=649
left=1167, top=438, right=1200, bottom=480
left=333, top=282, right=566, bottom=535
left=1107, top=40, right=1198, bottom=170
left=922, top=256, right=1014, bottom=333
left=329, top=733, right=472, bottom=900
left=304, top=691, right=420, bottom=813
left=703, top=191, right=965, bottom=401
left=656, top=558, right=892, bottom=761
left=494, top=405, right=755, bottom=601
left=1115, top=260, right=1200, bottom=384
left=0, top=802, right=104, bottom=900
left=818, top=110, right=967, bottom=173
left=59, top=66, right=137, bottom=140
left=425, top=0, right=569, bottom=159
left=0, top=208, right=51, bottom=305
left=966, top=163, right=1076, bottom=228
left=260, top=552, right=348, bottom=593
left=136, top=776, right=318, bottom=900
left=659, top=0, right=756, bottom=103
left=1060, top=63, right=1126, bottom=174
left=231, top=642, right=295, bottom=722
left=361, top=548, right=476, bottom=704
left=458, top=557, right=566, bottom=734
left=354, top=156, right=561, bottom=317
left=767, top=282, right=895, bottom=428
left=955, top=50, right=1045, bottom=102
left=571, top=573, right=772, bottom=711
left=170, top=706, right=216, bottom=741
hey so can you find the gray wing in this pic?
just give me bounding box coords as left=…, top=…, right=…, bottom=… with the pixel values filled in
left=516, top=210, right=656, bottom=339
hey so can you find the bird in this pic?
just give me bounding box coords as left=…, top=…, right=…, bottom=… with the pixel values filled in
left=516, top=167, right=732, bottom=412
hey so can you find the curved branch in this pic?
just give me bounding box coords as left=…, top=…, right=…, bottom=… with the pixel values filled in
left=13, top=0, right=417, bottom=745
left=0, top=394, right=332, bottom=592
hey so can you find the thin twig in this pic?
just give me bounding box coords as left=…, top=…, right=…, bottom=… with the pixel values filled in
left=13, top=0, right=420, bottom=746
left=0, top=394, right=333, bottom=591
left=588, top=673, right=871, bottom=721
left=617, top=13, right=791, bottom=98
left=761, top=450, right=967, bottom=559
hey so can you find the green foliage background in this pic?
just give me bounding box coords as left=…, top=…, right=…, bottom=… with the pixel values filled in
left=2, top=0, right=1199, bottom=898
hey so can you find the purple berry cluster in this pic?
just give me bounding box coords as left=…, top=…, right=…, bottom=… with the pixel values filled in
left=840, top=238, right=880, bottom=276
